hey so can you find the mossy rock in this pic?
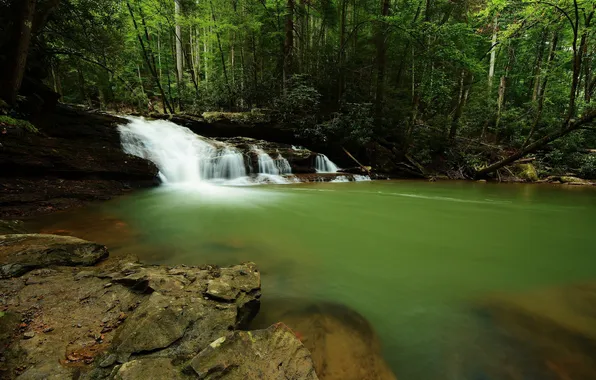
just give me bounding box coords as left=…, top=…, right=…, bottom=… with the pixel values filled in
left=0, top=115, right=38, bottom=133
left=202, top=111, right=269, bottom=124
left=514, top=163, right=539, bottom=182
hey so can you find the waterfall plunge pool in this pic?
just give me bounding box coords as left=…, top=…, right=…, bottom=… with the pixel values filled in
left=28, top=180, right=596, bottom=379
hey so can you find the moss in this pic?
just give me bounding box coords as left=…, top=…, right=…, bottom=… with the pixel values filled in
left=202, top=111, right=269, bottom=124
left=515, top=163, right=539, bottom=182
left=0, top=115, right=39, bottom=133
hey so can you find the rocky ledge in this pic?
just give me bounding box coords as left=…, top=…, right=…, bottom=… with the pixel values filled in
left=0, top=106, right=158, bottom=219
left=0, top=234, right=318, bottom=379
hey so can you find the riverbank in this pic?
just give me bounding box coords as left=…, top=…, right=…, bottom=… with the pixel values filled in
left=0, top=232, right=396, bottom=379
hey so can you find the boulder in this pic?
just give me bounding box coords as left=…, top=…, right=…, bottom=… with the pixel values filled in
left=189, top=323, right=318, bottom=379
left=513, top=163, right=539, bottom=182
left=108, top=262, right=261, bottom=361
left=0, top=234, right=108, bottom=278
left=252, top=301, right=397, bottom=380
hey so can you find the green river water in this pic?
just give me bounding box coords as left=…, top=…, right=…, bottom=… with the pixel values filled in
left=31, top=180, right=596, bottom=379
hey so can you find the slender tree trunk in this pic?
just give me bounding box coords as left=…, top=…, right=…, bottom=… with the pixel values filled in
left=0, top=0, right=36, bottom=105
left=126, top=1, right=174, bottom=113
left=449, top=70, right=472, bottom=139
left=175, top=0, right=184, bottom=84
left=488, top=15, right=498, bottom=91
left=531, top=29, right=548, bottom=102
left=524, top=29, right=558, bottom=146
left=495, top=43, right=514, bottom=130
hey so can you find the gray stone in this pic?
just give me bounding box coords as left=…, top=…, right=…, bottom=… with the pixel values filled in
left=0, top=234, right=108, bottom=278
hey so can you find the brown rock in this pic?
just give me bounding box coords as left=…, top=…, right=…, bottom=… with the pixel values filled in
left=189, top=323, right=318, bottom=379
left=0, top=234, right=108, bottom=278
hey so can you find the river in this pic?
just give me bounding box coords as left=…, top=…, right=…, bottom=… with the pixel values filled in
left=28, top=180, right=596, bottom=379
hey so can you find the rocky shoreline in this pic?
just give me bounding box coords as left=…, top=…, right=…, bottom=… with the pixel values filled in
left=0, top=233, right=396, bottom=380
left=0, top=233, right=313, bottom=379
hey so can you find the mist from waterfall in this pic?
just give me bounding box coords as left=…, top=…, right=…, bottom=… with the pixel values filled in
left=315, top=154, right=340, bottom=173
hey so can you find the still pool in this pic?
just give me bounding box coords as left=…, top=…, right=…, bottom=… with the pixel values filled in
left=29, top=180, right=596, bottom=379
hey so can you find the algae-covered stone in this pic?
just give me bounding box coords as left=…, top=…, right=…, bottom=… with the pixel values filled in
left=0, top=234, right=108, bottom=278
left=514, top=163, right=539, bottom=182
left=189, top=323, right=318, bottom=379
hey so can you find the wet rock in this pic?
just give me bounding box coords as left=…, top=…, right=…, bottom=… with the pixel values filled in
left=115, top=358, right=190, bottom=380
left=189, top=323, right=318, bottom=379
left=253, top=301, right=396, bottom=380
left=478, top=282, right=596, bottom=379
left=111, top=292, right=197, bottom=362
left=0, top=234, right=109, bottom=278
left=0, top=105, right=158, bottom=219
left=109, top=263, right=261, bottom=361
left=0, top=220, right=27, bottom=234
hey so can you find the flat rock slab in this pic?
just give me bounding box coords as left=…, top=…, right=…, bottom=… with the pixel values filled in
left=190, top=323, right=318, bottom=379
left=0, top=234, right=108, bottom=278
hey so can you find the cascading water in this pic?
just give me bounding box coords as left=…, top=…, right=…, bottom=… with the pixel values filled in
left=119, top=117, right=248, bottom=184
left=119, top=117, right=293, bottom=185
left=315, top=154, right=340, bottom=173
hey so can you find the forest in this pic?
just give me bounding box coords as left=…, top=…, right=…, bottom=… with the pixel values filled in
left=1, top=0, right=596, bottom=179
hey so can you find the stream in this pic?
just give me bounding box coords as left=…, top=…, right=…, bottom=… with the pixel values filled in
left=28, top=180, right=596, bottom=379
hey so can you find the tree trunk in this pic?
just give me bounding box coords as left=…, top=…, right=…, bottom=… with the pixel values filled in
left=495, top=43, right=514, bottom=130
left=488, top=15, right=498, bottom=91
left=0, top=0, right=36, bottom=106
left=476, top=109, right=596, bottom=178
left=126, top=1, right=174, bottom=113
left=524, top=29, right=559, bottom=146
left=175, top=0, right=184, bottom=85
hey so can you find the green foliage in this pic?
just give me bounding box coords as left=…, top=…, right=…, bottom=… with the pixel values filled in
left=274, top=75, right=321, bottom=128
left=0, top=116, right=39, bottom=133
left=28, top=0, right=596, bottom=177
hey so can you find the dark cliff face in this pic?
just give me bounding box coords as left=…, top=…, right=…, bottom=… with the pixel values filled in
left=0, top=105, right=158, bottom=218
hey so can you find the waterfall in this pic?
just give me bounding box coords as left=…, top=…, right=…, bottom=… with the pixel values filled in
left=254, top=147, right=292, bottom=176
left=118, top=117, right=293, bottom=185
left=119, top=117, right=246, bottom=184
left=315, top=154, right=340, bottom=173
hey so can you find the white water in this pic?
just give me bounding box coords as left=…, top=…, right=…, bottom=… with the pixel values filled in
left=315, top=154, right=340, bottom=173
left=119, top=117, right=293, bottom=185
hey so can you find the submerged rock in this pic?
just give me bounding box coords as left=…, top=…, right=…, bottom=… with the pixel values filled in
left=189, top=323, right=318, bottom=379
left=253, top=300, right=397, bottom=380
left=0, top=234, right=108, bottom=278
left=477, top=282, right=596, bottom=379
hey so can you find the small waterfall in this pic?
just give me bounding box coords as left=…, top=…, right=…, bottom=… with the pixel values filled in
left=315, top=154, right=340, bottom=173
left=254, top=147, right=292, bottom=177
